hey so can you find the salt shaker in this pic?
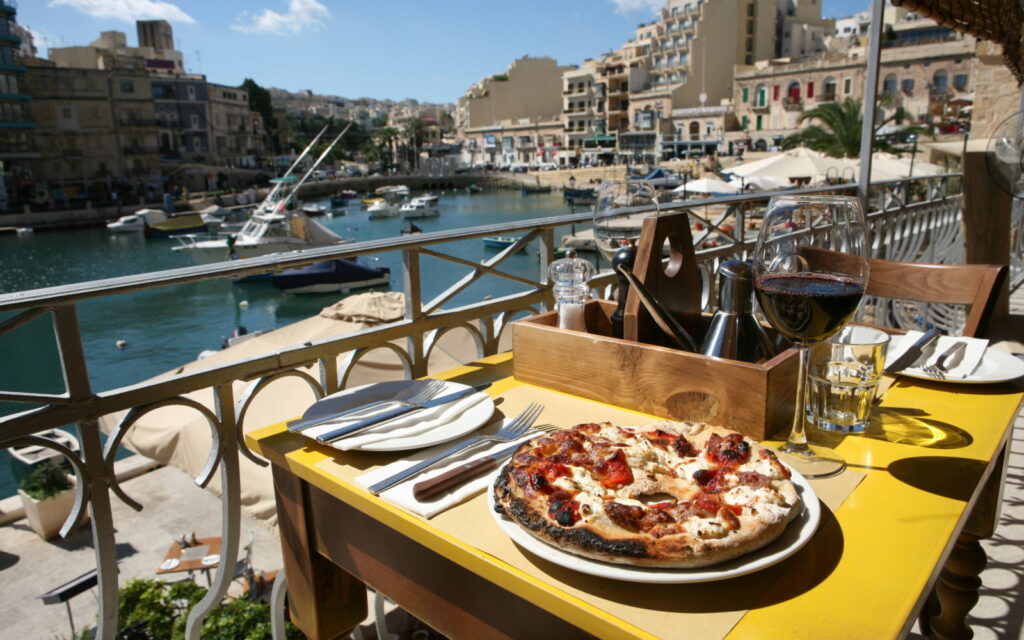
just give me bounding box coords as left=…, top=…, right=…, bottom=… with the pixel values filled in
left=700, top=260, right=776, bottom=362
left=548, top=250, right=595, bottom=332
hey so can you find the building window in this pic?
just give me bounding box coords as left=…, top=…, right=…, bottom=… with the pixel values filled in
left=742, top=87, right=749, bottom=103
left=191, top=114, right=199, bottom=129
left=747, top=21, right=754, bottom=35
left=882, top=74, right=897, bottom=95
left=773, top=85, right=780, bottom=100
left=120, top=80, right=134, bottom=93
left=901, top=78, right=914, bottom=93
left=755, top=85, right=767, bottom=107
left=756, top=115, right=763, bottom=130
left=844, top=77, right=852, bottom=94
left=747, top=3, right=754, bottom=16
left=187, top=85, right=196, bottom=100
left=741, top=115, right=749, bottom=129
left=745, top=38, right=753, bottom=52
left=932, top=69, right=949, bottom=93
left=806, top=81, right=814, bottom=99
left=953, top=73, right=968, bottom=90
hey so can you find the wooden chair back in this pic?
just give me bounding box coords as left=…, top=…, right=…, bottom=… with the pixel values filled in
left=864, top=259, right=1007, bottom=337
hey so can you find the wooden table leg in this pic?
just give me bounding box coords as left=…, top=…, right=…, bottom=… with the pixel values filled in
left=926, top=442, right=1009, bottom=640
left=273, top=464, right=368, bottom=640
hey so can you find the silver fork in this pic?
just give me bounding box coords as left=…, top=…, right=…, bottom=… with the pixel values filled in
left=288, top=379, right=447, bottom=432
left=923, top=341, right=968, bottom=380
left=368, top=402, right=545, bottom=495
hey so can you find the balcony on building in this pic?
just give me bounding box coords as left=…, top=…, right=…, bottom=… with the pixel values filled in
left=782, top=96, right=803, bottom=111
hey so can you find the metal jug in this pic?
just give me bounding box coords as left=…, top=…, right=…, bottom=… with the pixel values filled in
left=700, top=260, right=776, bottom=362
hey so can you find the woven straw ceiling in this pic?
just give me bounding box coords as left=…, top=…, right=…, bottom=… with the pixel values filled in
left=890, top=0, right=1024, bottom=82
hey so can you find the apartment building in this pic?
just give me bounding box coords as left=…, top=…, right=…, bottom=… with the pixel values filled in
left=551, top=0, right=782, bottom=166
left=152, top=75, right=210, bottom=161
left=0, top=0, right=36, bottom=210
left=733, top=32, right=975, bottom=152
left=209, top=82, right=262, bottom=165
left=457, top=56, right=572, bottom=166
left=49, top=21, right=185, bottom=75
left=23, top=62, right=159, bottom=201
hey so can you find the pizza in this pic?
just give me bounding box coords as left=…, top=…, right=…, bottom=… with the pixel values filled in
left=492, top=420, right=802, bottom=568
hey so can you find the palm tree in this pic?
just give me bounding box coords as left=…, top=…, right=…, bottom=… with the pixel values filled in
left=372, top=127, right=400, bottom=173
left=402, top=118, right=428, bottom=171
left=782, top=97, right=928, bottom=158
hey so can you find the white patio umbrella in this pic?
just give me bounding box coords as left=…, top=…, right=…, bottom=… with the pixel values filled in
left=860, top=152, right=945, bottom=180
left=728, top=175, right=791, bottom=191
left=672, top=177, right=739, bottom=195
left=728, top=147, right=855, bottom=183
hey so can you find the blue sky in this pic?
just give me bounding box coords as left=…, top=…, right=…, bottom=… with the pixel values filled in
left=20, top=0, right=871, bottom=104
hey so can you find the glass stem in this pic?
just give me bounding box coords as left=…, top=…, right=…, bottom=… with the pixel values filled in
left=783, top=345, right=811, bottom=453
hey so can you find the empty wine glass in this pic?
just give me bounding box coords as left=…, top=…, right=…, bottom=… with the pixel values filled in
left=592, top=180, right=658, bottom=265
left=751, top=194, right=869, bottom=478
left=592, top=180, right=659, bottom=338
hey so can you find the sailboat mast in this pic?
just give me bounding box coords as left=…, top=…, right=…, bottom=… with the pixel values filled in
left=277, top=124, right=353, bottom=212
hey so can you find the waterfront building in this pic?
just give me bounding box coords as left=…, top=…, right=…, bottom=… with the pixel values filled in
left=152, top=74, right=211, bottom=163
left=732, top=31, right=976, bottom=153
left=0, top=0, right=36, bottom=211
left=666, top=103, right=737, bottom=158
left=775, top=0, right=834, bottom=58
left=549, top=0, right=783, bottom=166
left=23, top=61, right=160, bottom=204
left=49, top=21, right=184, bottom=75
left=208, top=82, right=262, bottom=167
left=456, top=56, right=572, bottom=166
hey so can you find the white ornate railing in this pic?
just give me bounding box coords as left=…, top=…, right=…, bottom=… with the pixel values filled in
left=0, top=174, right=963, bottom=639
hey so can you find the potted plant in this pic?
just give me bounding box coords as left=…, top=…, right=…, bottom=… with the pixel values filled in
left=17, top=460, right=76, bottom=540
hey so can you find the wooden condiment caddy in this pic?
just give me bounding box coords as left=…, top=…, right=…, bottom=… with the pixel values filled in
left=512, top=300, right=798, bottom=441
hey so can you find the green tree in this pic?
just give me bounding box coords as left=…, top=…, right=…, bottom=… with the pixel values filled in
left=372, top=126, right=401, bottom=173
left=782, top=97, right=928, bottom=158
left=240, top=78, right=281, bottom=154
left=402, top=118, right=428, bottom=170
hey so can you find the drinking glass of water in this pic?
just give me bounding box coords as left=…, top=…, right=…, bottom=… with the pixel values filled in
left=806, top=326, right=889, bottom=434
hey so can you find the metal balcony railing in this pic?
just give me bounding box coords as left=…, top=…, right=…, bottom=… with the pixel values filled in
left=0, top=174, right=968, bottom=639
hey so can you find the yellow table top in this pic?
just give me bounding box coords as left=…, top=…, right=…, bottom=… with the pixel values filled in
left=248, top=352, right=1024, bottom=640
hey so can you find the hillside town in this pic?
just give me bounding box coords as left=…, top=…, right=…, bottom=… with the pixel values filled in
left=1, top=0, right=1013, bottom=213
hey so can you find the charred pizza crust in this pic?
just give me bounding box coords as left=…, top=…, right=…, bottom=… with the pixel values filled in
left=492, top=420, right=801, bottom=568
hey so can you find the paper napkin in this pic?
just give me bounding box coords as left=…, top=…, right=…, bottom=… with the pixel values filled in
left=354, top=423, right=535, bottom=518
left=304, top=391, right=490, bottom=451
left=886, top=331, right=989, bottom=379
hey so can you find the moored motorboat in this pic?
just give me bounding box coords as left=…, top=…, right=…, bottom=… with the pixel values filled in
left=400, top=197, right=439, bottom=219
left=301, top=203, right=328, bottom=216
left=7, top=428, right=80, bottom=485
left=522, top=185, right=552, bottom=195
left=368, top=199, right=401, bottom=218
left=271, top=258, right=391, bottom=294
left=375, top=185, right=410, bottom=197
left=483, top=235, right=522, bottom=250
left=144, top=212, right=208, bottom=238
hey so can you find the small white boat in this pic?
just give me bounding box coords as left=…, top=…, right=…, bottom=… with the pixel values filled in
left=414, top=193, right=439, bottom=205
left=8, top=429, right=80, bottom=484
left=301, top=203, right=328, bottom=216
left=368, top=200, right=401, bottom=218
left=107, top=209, right=166, bottom=232
left=400, top=199, right=439, bottom=219
left=375, top=185, right=410, bottom=196
left=173, top=211, right=348, bottom=264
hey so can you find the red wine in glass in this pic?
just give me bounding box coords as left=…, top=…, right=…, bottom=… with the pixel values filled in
left=755, top=273, right=865, bottom=344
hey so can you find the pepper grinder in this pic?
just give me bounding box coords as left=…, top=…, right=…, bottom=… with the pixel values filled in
left=610, top=245, right=637, bottom=339
left=548, top=250, right=595, bottom=332
left=700, top=260, right=776, bottom=362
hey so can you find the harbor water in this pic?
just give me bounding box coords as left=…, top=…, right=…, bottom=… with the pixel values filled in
left=0, top=187, right=587, bottom=498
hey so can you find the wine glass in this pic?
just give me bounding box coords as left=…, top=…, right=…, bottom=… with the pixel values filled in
left=592, top=180, right=659, bottom=338
left=592, top=180, right=658, bottom=264
left=751, top=195, right=869, bottom=478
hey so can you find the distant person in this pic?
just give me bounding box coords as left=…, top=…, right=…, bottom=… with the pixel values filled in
left=163, top=192, right=175, bottom=213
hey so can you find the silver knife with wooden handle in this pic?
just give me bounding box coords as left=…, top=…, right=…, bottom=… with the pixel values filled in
left=411, top=441, right=522, bottom=501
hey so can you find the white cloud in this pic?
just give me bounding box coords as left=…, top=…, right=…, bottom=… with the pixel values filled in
left=48, top=0, right=195, bottom=23
left=608, top=0, right=664, bottom=13
left=232, top=0, right=331, bottom=35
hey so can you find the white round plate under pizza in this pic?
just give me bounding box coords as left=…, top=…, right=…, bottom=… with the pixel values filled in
left=489, top=420, right=821, bottom=583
